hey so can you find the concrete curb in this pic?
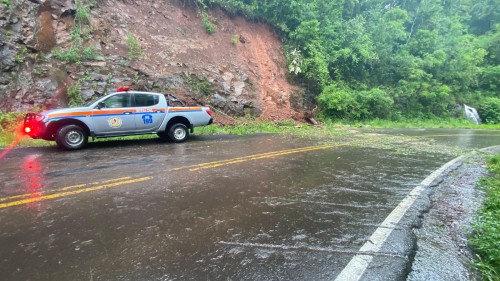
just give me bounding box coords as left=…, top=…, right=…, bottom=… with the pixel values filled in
left=335, top=146, right=500, bottom=281
left=335, top=156, right=464, bottom=281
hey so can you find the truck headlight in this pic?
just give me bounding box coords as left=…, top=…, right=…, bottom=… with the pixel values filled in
left=35, top=115, right=47, bottom=122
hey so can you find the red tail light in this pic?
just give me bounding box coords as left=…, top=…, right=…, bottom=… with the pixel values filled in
left=206, top=109, right=212, bottom=116
left=24, top=127, right=32, bottom=133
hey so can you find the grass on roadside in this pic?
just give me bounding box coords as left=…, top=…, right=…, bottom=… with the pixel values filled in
left=0, top=120, right=346, bottom=148
left=1, top=114, right=499, bottom=149
left=345, top=118, right=500, bottom=130
left=196, top=120, right=308, bottom=135
left=470, top=154, right=500, bottom=281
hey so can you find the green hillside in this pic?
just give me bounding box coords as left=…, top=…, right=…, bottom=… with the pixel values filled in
left=200, top=0, right=500, bottom=122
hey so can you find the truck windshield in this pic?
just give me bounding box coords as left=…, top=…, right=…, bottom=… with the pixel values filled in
left=83, top=97, right=102, bottom=107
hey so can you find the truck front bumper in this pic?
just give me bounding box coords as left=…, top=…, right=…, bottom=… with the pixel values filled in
left=24, top=113, right=50, bottom=140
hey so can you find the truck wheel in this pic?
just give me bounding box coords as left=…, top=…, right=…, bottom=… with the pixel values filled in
left=168, top=123, right=189, bottom=143
left=55, top=125, right=88, bottom=150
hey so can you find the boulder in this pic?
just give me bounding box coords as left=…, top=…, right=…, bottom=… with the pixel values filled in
left=233, top=81, right=245, bottom=96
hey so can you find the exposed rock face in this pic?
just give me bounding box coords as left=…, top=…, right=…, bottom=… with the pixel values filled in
left=0, top=0, right=305, bottom=123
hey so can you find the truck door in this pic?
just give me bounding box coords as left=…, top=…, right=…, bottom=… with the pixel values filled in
left=133, top=93, right=166, bottom=132
left=92, top=93, right=136, bottom=134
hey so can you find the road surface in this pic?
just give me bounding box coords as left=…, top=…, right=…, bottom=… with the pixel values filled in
left=0, top=129, right=499, bottom=280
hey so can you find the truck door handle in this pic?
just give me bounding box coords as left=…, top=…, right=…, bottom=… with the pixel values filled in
left=124, top=111, right=133, bottom=115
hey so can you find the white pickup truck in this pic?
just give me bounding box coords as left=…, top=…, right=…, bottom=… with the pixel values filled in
left=24, top=87, right=213, bottom=150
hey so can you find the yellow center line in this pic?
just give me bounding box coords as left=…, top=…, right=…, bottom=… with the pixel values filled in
left=1, top=133, right=497, bottom=210
left=0, top=177, right=133, bottom=202
left=170, top=145, right=335, bottom=172
left=188, top=144, right=339, bottom=172
left=0, top=177, right=152, bottom=209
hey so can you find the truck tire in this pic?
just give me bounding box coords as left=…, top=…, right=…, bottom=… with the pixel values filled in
left=55, top=124, right=88, bottom=150
left=168, top=123, right=189, bottom=143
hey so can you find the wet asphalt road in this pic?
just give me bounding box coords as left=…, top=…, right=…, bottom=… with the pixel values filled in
left=0, top=129, right=499, bottom=281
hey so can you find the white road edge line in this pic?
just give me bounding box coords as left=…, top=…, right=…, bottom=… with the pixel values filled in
left=334, top=156, right=464, bottom=281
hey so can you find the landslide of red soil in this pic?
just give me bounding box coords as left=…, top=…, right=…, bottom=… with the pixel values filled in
left=96, top=0, right=302, bottom=122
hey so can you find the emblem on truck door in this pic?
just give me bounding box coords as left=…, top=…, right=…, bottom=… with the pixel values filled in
left=108, top=117, right=123, bottom=128
left=142, top=115, right=153, bottom=124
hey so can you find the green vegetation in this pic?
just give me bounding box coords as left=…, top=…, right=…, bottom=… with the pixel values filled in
left=287, top=48, right=303, bottom=75
left=183, top=74, right=213, bottom=97
left=470, top=154, right=500, bottom=281
left=0, top=112, right=24, bottom=132
left=0, top=112, right=51, bottom=149
left=200, top=11, right=216, bottom=34
left=126, top=32, right=143, bottom=60
left=1, top=116, right=499, bottom=148
left=52, top=0, right=99, bottom=63
left=52, top=48, right=80, bottom=62
left=196, top=120, right=306, bottom=136
left=2, top=0, right=10, bottom=8
left=194, top=0, right=500, bottom=123
left=479, top=98, right=500, bottom=124
left=231, top=35, right=238, bottom=45
left=14, top=46, right=28, bottom=64
left=75, top=0, right=91, bottom=22
left=350, top=118, right=500, bottom=130
left=195, top=0, right=216, bottom=34
left=67, top=81, right=85, bottom=107
left=82, top=47, right=99, bottom=60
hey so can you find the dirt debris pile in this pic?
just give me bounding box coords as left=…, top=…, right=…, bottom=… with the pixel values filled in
left=0, top=0, right=306, bottom=124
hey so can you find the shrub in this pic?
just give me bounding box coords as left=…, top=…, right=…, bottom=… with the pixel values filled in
left=200, top=11, right=216, bottom=34
left=82, top=47, right=99, bottom=60
left=479, top=98, right=500, bottom=124
left=53, top=48, right=80, bottom=62
left=14, top=46, right=28, bottom=64
left=126, top=32, right=143, bottom=60
left=67, top=81, right=85, bottom=107
left=357, top=88, right=394, bottom=119
left=75, top=0, right=91, bottom=23
left=183, top=74, right=213, bottom=97
left=0, top=112, right=24, bottom=132
left=318, top=83, right=361, bottom=120
left=231, top=35, right=238, bottom=45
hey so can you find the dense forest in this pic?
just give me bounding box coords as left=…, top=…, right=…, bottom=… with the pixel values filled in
left=197, top=0, right=499, bottom=123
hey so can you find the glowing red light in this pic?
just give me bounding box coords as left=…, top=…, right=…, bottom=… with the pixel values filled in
left=206, top=109, right=212, bottom=116
left=117, top=86, right=132, bottom=92
left=24, top=127, right=32, bottom=133
left=22, top=155, right=43, bottom=193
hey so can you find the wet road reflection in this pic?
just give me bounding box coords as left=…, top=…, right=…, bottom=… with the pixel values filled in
left=0, top=130, right=499, bottom=280
left=20, top=155, right=45, bottom=210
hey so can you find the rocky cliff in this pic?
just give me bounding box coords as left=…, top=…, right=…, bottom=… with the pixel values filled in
left=0, top=0, right=306, bottom=124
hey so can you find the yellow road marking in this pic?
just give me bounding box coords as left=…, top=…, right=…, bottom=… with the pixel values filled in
left=1, top=132, right=498, bottom=210
left=176, top=133, right=500, bottom=172
left=0, top=177, right=151, bottom=209
left=0, top=177, right=133, bottom=202
left=170, top=145, right=334, bottom=172
left=184, top=145, right=338, bottom=172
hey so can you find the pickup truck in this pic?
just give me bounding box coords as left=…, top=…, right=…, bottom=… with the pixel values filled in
left=23, top=87, right=213, bottom=150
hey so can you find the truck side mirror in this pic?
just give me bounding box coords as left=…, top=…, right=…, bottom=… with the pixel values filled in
left=96, top=102, right=105, bottom=109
